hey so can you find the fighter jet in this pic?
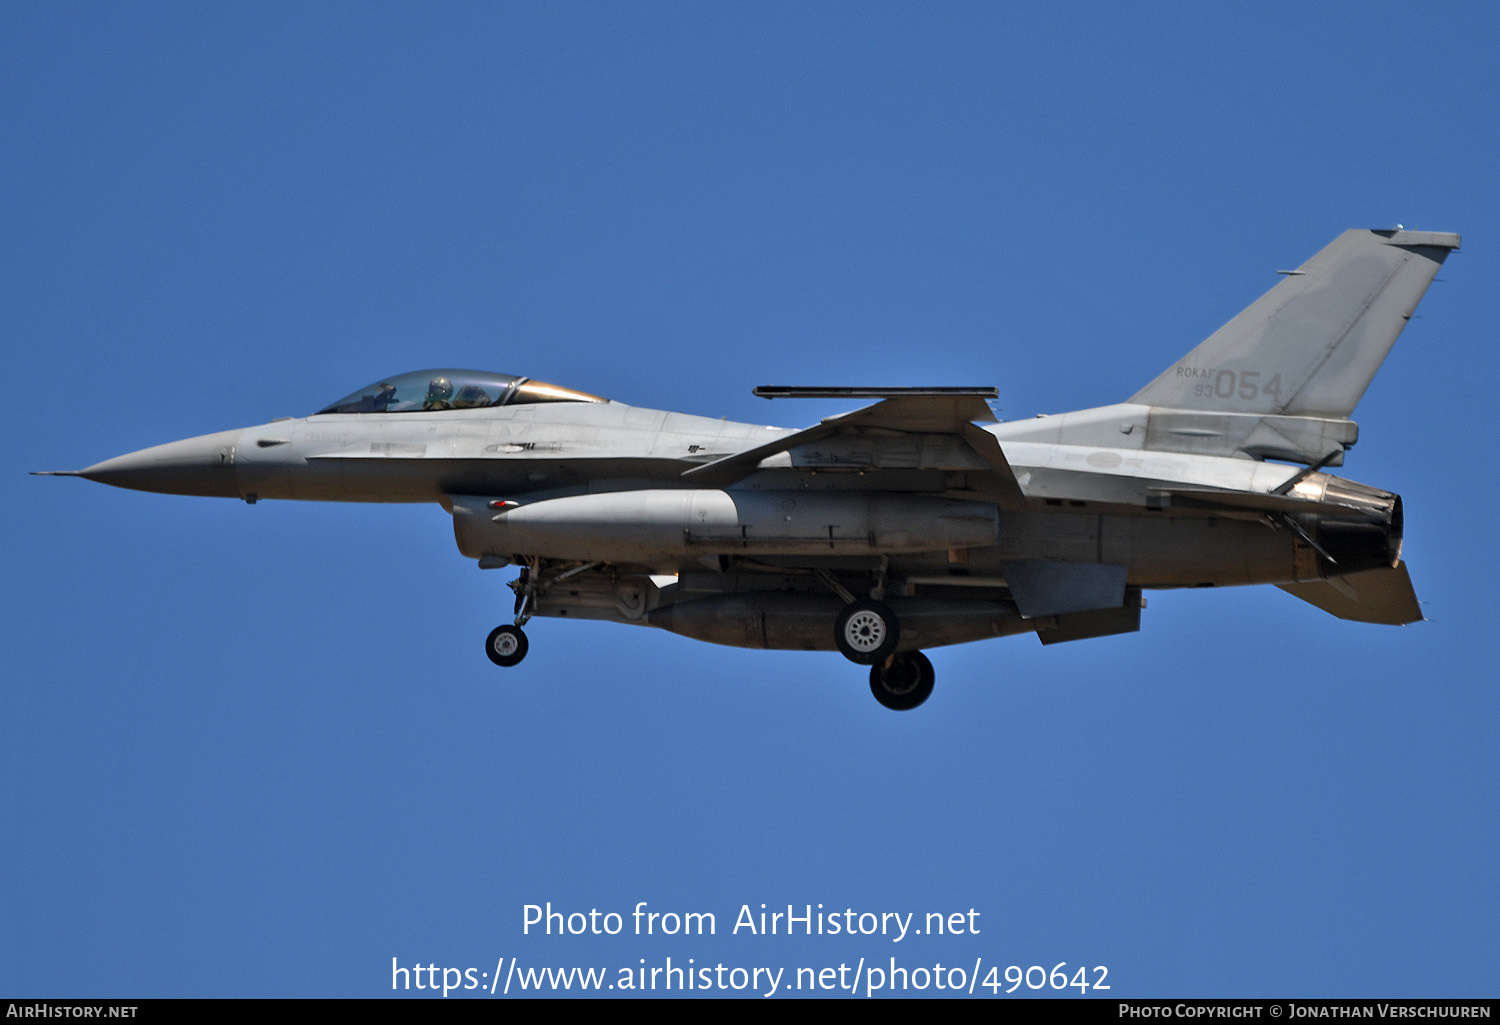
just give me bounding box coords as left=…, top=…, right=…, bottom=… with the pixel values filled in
left=38, top=228, right=1457, bottom=709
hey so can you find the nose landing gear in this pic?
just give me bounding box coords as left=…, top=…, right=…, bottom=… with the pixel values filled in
left=484, top=559, right=603, bottom=669
left=484, top=560, right=536, bottom=668
left=485, top=624, right=529, bottom=667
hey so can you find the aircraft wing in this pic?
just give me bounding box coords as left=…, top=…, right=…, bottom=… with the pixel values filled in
left=1276, top=563, right=1422, bottom=625
left=682, top=389, right=1027, bottom=507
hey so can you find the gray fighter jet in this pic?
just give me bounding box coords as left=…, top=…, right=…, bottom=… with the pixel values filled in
left=39, top=228, right=1457, bottom=709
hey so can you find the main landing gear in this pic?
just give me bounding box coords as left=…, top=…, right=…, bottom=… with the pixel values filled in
left=834, top=599, right=900, bottom=664
left=869, top=651, right=935, bottom=711
left=833, top=598, right=936, bottom=710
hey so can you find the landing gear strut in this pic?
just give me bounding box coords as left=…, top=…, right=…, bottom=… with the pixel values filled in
left=485, top=560, right=538, bottom=668
left=869, top=651, right=935, bottom=711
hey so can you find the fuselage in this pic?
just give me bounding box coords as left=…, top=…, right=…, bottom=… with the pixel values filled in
left=70, top=396, right=1402, bottom=593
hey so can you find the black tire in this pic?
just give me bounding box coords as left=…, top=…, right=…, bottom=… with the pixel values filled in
left=486, top=624, right=529, bottom=667
left=869, top=651, right=935, bottom=711
left=834, top=599, right=900, bottom=665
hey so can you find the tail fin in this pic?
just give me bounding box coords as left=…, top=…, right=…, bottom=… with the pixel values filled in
left=1131, top=229, right=1459, bottom=419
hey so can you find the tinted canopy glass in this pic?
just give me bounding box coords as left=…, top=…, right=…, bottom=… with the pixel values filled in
left=318, top=370, right=606, bottom=414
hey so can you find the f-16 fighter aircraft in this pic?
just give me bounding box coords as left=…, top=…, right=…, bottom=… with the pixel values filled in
left=39, top=228, right=1457, bottom=709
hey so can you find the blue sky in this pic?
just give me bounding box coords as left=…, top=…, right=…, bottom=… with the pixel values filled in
left=4, top=2, right=1498, bottom=998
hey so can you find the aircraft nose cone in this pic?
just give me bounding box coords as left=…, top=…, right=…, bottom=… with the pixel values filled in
left=78, top=428, right=243, bottom=498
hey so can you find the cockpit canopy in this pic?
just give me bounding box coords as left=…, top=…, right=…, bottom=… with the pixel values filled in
left=317, top=370, right=607, bottom=414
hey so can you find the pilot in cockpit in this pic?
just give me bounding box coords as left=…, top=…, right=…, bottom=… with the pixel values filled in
left=423, top=376, right=455, bottom=410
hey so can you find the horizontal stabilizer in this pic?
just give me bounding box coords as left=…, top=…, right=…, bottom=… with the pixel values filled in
left=1276, top=563, right=1422, bottom=625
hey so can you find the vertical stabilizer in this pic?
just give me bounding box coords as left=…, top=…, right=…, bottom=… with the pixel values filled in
left=1131, top=229, right=1458, bottom=419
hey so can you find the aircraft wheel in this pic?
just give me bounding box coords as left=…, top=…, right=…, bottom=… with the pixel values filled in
left=835, top=599, right=900, bottom=665
left=869, top=651, right=934, bottom=711
left=486, top=624, right=528, bottom=667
